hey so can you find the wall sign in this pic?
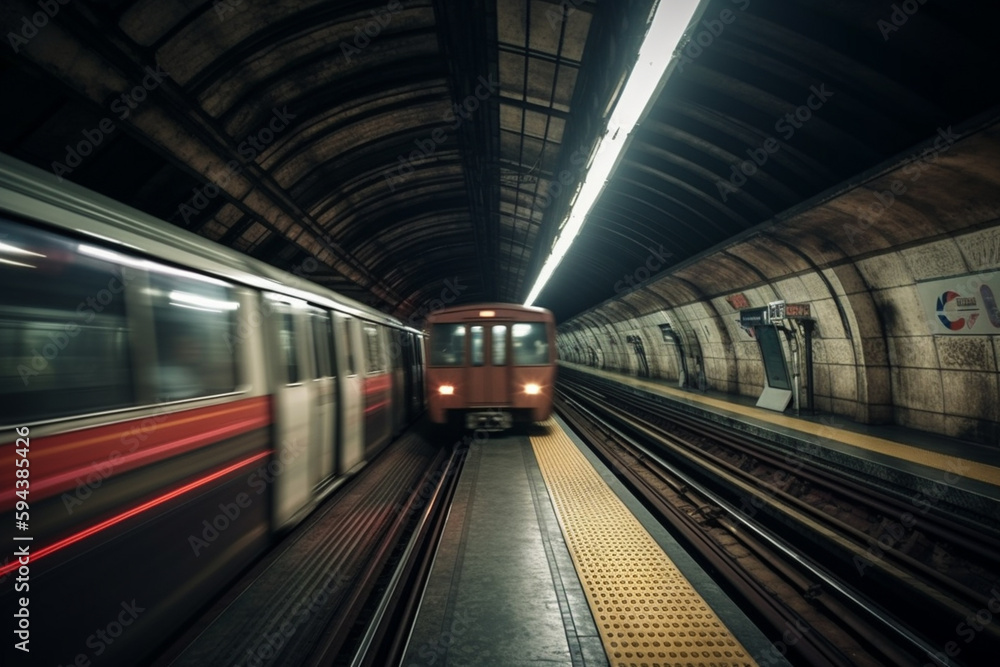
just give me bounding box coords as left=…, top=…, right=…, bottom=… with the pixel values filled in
left=916, top=272, right=1000, bottom=335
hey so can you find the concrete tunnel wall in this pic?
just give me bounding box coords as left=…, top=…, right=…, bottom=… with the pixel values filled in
left=556, top=122, right=1000, bottom=446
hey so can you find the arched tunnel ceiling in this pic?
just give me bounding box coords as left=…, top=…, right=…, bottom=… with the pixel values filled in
left=1, top=0, right=999, bottom=323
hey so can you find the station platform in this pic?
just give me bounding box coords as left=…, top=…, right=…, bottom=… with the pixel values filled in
left=402, top=417, right=782, bottom=667
left=559, top=362, right=1000, bottom=529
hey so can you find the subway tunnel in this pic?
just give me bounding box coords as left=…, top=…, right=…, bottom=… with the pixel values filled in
left=2, top=1, right=1000, bottom=666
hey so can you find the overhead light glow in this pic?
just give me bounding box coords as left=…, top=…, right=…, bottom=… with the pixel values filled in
left=438, top=384, right=455, bottom=395
left=525, top=383, right=541, bottom=395
left=524, top=0, right=702, bottom=307
left=479, top=310, right=496, bottom=318
left=0, top=241, right=45, bottom=258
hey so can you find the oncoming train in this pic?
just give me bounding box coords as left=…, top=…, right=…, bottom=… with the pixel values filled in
left=424, top=303, right=556, bottom=430
left=0, top=153, right=424, bottom=666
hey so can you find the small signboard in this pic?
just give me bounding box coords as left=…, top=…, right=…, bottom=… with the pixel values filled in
left=784, top=303, right=812, bottom=319
left=767, top=300, right=786, bottom=321
left=916, top=272, right=1000, bottom=335
left=659, top=323, right=674, bottom=343
left=726, top=293, right=751, bottom=310
left=739, top=307, right=768, bottom=327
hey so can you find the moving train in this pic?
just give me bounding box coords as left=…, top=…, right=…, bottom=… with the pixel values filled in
left=0, top=153, right=424, bottom=666
left=425, top=303, right=556, bottom=430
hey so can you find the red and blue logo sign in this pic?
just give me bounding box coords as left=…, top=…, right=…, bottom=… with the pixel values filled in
left=936, top=291, right=965, bottom=330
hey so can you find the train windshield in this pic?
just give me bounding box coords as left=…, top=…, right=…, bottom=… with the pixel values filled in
left=429, top=323, right=466, bottom=366
left=512, top=322, right=549, bottom=365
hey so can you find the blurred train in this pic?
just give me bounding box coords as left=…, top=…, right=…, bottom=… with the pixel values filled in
left=425, top=303, right=556, bottom=430
left=0, top=153, right=424, bottom=666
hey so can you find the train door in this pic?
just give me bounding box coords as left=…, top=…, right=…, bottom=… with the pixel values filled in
left=390, top=327, right=406, bottom=435
left=362, top=322, right=392, bottom=454
left=309, top=309, right=336, bottom=486
left=466, top=324, right=509, bottom=406
left=268, top=296, right=314, bottom=528
left=335, top=314, right=364, bottom=473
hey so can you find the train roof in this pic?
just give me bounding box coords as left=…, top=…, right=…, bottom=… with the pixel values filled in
left=0, top=152, right=414, bottom=332
left=425, top=302, right=554, bottom=323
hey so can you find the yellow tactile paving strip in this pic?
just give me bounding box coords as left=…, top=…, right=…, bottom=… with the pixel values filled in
left=566, top=363, right=1000, bottom=488
left=531, top=419, right=756, bottom=667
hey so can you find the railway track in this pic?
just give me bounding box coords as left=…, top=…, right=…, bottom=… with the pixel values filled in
left=556, top=370, right=1000, bottom=667
left=153, top=428, right=466, bottom=667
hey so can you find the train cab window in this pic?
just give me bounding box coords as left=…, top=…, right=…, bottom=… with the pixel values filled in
left=363, top=323, right=384, bottom=374
left=429, top=324, right=465, bottom=366
left=470, top=326, right=484, bottom=366
left=280, top=313, right=300, bottom=384
left=491, top=325, right=507, bottom=366
left=0, top=220, right=134, bottom=423
left=149, top=272, right=239, bottom=401
left=513, top=322, right=549, bottom=365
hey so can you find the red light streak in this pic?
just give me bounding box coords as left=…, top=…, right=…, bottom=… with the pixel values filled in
left=0, top=450, right=271, bottom=578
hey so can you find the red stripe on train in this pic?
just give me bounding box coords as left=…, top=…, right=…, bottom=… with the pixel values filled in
left=0, top=396, right=271, bottom=509
left=363, top=374, right=392, bottom=393
left=364, top=399, right=389, bottom=414
left=0, top=450, right=271, bottom=578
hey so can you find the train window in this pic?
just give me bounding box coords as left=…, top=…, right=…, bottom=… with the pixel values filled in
left=491, top=325, right=507, bottom=365
left=513, top=322, right=549, bottom=365
left=470, top=326, right=484, bottom=366
left=149, top=272, right=239, bottom=400
left=342, top=317, right=356, bottom=375
left=311, top=312, right=333, bottom=378
left=280, top=313, right=299, bottom=384
left=363, top=323, right=384, bottom=374
left=429, top=323, right=465, bottom=366
left=0, top=219, right=135, bottom=424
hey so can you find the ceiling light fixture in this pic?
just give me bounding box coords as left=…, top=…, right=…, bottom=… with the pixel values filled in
left=524, top=0, right=704, bottom=307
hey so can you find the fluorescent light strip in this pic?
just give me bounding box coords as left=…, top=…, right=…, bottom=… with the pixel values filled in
left=524, top=0, right=702, bottom=307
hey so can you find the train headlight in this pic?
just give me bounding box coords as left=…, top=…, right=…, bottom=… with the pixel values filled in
left=525, top=383, right=541, bottom=395
left=438, top=384, right=455, bottom=395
